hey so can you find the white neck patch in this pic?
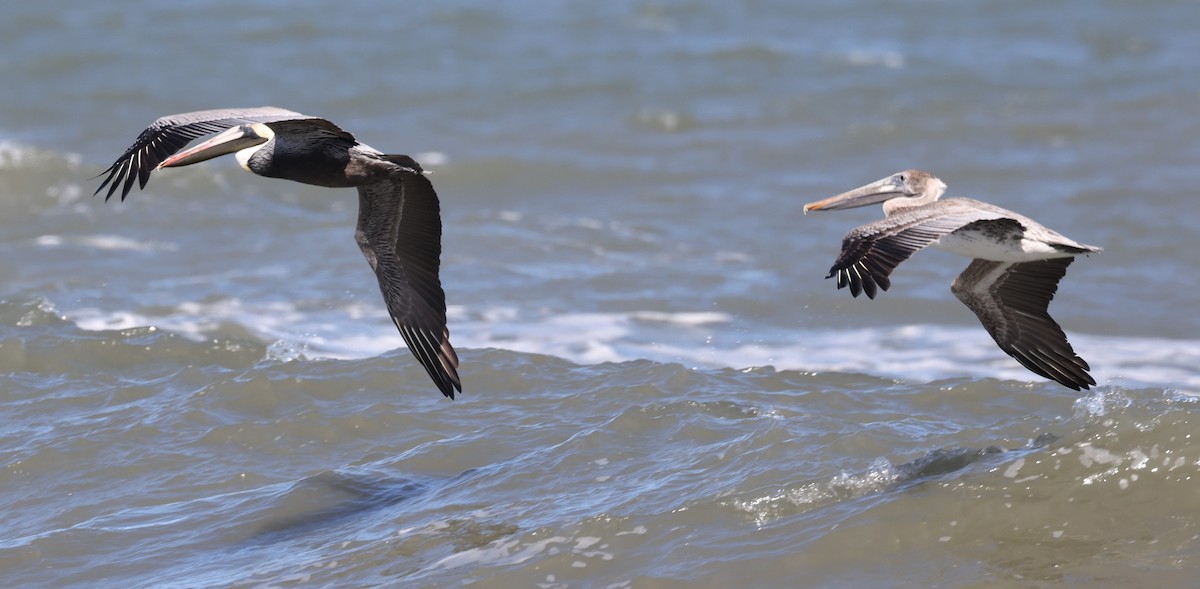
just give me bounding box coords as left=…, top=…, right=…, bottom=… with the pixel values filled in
left=235, top=146, right=258, bottom=172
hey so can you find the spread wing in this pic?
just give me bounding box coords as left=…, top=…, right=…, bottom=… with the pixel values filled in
left=355, top=159, right=461, bottom=398
left=94, top=106, right=315, bottom=202
left=826, top=206, right=1017, bottom=299
left=951, top=258, right=1094, bottom=390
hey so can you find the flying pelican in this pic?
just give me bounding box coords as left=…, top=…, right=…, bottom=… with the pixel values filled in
left=803, top=170, right=1101, bottom=390
left=95, top=107, right=461, bottom=398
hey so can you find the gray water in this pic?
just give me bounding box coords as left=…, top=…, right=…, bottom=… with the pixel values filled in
left=3, top=1, right=1200, bottom=587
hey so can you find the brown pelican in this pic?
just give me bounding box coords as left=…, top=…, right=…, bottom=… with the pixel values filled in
left=95, top=107, right=461, bottom=398
left=803, top=170, right=1101, bottom=390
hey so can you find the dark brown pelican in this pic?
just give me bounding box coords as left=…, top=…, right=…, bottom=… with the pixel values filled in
left=804, top=170, right=1101, bottom=390
left=95, top=107, right=461, bottom=398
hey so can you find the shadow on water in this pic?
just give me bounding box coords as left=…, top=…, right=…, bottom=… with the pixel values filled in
left=891, top=432, right=1060, bottom=487
left=246, top=465, right=516, bottom=550
left=248, top=470, right=434, bottom=542
left=732, top=433, right=1062, bottom=527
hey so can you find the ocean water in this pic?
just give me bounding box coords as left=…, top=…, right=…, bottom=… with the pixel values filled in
left=3, top=1, right=1200, bottom=587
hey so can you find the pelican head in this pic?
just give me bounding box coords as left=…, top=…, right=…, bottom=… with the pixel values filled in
left=158, top=122, right=274, bottom=172
left=803, top=169, right=946, bottom=214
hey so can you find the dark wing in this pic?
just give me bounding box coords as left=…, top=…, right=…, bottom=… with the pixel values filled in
left=826, top=209, right=1015, bottom=299
left=355, top=160, right=461, bottom=398
left=951, top=258, right=1094, bottom=390
left=94, top=106, right=314, bottom=202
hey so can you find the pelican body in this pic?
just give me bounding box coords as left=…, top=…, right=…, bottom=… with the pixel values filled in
left=96, top=107, right=461, bottom=398
left=804, top=170, right=1101, bottom=390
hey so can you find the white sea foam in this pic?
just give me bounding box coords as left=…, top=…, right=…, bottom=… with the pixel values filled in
left=733, top=457, right=899, bottom=527
left=36, top=234, right=177, bottom=252
left=0, top=140, right=81, bottom=169
left=840, top=50, right=906, bottom=69
left=61, top=300, right=1200, bottom=391
left=413, top=151, right=449, bottom=166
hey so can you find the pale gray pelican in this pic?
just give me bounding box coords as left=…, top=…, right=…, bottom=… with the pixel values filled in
left=804, top=170, right=1101, bottom=390
left=95, top=107, right=461, bottom=398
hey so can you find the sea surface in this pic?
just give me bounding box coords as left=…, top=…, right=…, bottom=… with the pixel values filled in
left=3, top=1, right=1200, bottom=587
